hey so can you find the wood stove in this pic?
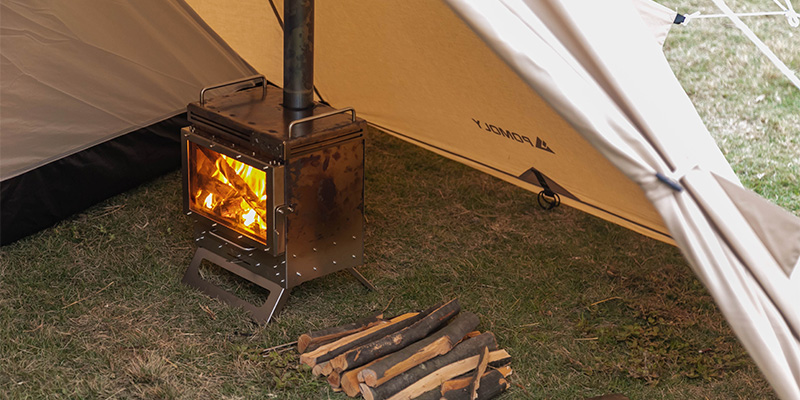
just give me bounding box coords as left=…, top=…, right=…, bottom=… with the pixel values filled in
left=180, top=75, right=372, bottom=323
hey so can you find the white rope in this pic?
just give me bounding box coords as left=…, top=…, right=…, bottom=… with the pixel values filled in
left=775, top=0, right=800, bottom=26
left=683, top=0, right=799, bottom=27
left=683, top=0, right=800, bottom=91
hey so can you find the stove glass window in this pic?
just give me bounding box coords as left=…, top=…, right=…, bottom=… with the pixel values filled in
left=187, top=142, right=268, bottom=243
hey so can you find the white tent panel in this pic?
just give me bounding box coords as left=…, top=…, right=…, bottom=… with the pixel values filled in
left=0, top=0, right=254, bottom=180
left=442, top=0, right=800, bottom=398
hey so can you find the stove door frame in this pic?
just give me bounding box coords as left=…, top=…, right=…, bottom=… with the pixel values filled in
left=181, top=127, right=286, bottom=256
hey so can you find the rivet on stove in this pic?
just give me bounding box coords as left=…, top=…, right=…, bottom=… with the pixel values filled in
left=352, top=254, right=357, bottom=258
left=280, top=279, right=285, bottom=283
left=292, top=254, right=297, bottom=258
left=186, top=212, right=192, bottom=216
left=313, top=267, right=317, bottom=271
left=333, top=242, right=337, bottom=246
left=296, top=272, right=302, bottom=276
left=236, top=254, right=242, bottom=258
left=218, top=245, right=223, bottom=249
left=273, top=264, right=278, bottom=269
left=237, top=235, right=243, bottom=239
left=281, top=260, right=286, bottom=265
left=352, top=236, right=357, bottom=240
left=256, top=263, right=261, bottom=267
left=275, top=272, right=280, bottom=276
left=313, top=248, right=317, bottom=252
left=332, top=261, right=337, bottom=265
left=212, top=223, right=218, bottom=227
left=235, top=155, right=241, bottom=159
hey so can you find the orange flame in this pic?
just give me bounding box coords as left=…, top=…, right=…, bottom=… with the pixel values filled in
left=187, top=142, right=268, bottom=243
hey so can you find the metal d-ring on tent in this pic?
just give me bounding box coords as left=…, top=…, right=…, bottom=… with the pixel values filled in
left=1, top=0, right=799, bottom=398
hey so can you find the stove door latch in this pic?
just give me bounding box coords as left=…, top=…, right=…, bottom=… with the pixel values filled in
left=271, top=202, right=293, bottom=257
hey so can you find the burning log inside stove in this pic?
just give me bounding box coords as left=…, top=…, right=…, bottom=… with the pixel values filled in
left=295, top=299, right=513, bottom=399
left=188, top=142, right=268, bottom=242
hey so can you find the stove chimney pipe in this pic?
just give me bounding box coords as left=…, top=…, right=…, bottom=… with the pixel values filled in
left=283, top=0, right=314, bottom=111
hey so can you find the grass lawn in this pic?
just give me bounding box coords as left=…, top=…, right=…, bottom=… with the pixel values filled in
left=1, top=1, right=797, bottom=399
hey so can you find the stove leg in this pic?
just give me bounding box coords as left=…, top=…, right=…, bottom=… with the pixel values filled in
left=183, top=247, right=288, bottom=324
left=348, top=267, right=378, bottom=292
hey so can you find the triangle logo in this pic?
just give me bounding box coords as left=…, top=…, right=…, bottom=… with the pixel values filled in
left=536, top=137, right=554, bottom=154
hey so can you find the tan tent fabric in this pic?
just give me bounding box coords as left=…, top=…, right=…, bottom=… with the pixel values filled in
left=715, top=175, right=800, bottom=277
left=0, top=0, right=254, bottom=180
left=186, top=0, right=687, bottom=243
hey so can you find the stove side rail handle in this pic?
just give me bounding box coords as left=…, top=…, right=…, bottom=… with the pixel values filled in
left=200, top=74, right=267, bottom=105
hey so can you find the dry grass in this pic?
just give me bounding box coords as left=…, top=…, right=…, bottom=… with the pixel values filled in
left=662, top=0, right=800, bottom=213
left=0, top=126, right=780, bottom=399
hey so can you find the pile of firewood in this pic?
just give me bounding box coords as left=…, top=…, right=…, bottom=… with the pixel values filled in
left=297, top=299, right=513, bottom=400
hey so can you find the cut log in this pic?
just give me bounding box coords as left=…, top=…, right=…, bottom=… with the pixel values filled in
left=494, top=365, right=513, bottom=378
left=367, top=349, right=511, bottom=400
left=297, top=312, right=384, bottom=353
left=299, top=312, right=419, bottom=367
left=414, top=369, right=510, bottom=400
left=357, top=333, right=499, bottom=400
left=468, top=346, right=490, bottom=400
left=311, top=361, right=330, bottom=377
left=340, top=354, right=390, bottom=397
left=327, top=370, right=341, bottom=388
left=439, top=366, right=512, bottom=393
left=330, top=299, right=461, bottom=373
left=358, top=312, right=480, bottom=387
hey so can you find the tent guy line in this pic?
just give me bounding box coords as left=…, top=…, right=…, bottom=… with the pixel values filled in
left=678, top=0, right=800, bottom=90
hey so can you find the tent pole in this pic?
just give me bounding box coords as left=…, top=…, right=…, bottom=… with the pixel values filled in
left=283, top=0, right=314, bottom=111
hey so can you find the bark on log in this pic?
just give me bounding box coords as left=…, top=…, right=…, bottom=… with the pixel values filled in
left=330, top=299, right=460, bottom=373
left=357, top=332, right=499, bottom=400
left=299, top=312, right=419, bottom=367
left=297, top=312, right=384, bottom=353
left=368, top=349, right=511, bottom=400
left=358, top=312, right=480, bottom=387
left=414, top=369, right=510, bottom=400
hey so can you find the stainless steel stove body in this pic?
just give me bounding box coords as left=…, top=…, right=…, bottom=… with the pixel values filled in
left=181, top=77, right=370, bottom=323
